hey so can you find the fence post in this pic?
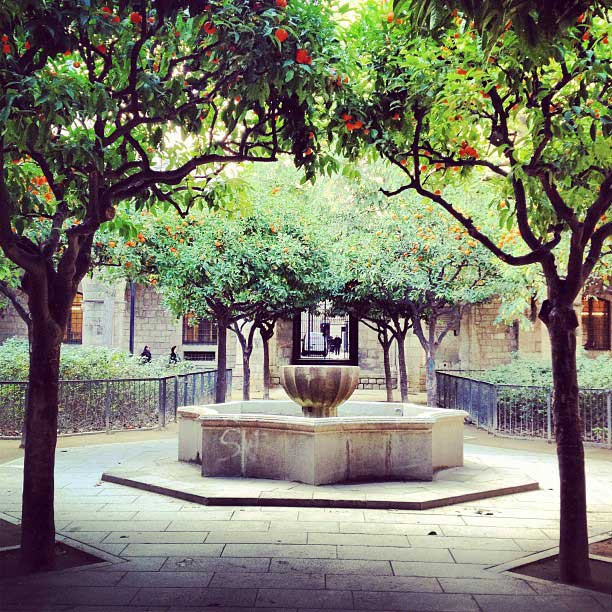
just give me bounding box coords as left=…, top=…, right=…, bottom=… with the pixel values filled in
left=487, top=384, right=497, bottom=433
left=546, top=390, right=552, bottom=442
left=174, top=376, right=179, bottom=422
left=183, top=375, right=188, bottom=406
left=607, top=392, right=611, bottom=450
left=105, top=381, right=111, bottom=434
left=159, top=378, right=166, bottom=429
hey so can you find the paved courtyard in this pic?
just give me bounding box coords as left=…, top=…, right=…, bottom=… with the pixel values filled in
left=0, top=428, right=611, bottom=611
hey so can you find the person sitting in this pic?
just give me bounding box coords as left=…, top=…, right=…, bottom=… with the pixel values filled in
left=169, top=345, right=180, bottom=365
left=140, top=345, right=152, bottom=363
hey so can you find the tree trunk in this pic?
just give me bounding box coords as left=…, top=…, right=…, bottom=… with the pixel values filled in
left=425, top=351, right=437, bottom=407
left=395, top=333, right=409, bottom=402
left=262, top=333, right=271, bottom=401
left=382, top=341, right=393, bottom=402
left=20, top=315, right=62, bottom=571
left=242, top=349, right=251, bottom=401
left=544, top=301, right=590, bottom=584
left=215, top=322, right=227, bottom=404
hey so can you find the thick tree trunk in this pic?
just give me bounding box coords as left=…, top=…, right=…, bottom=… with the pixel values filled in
left=395, top=334, right=409, bottom=402
left=382, top=341, right=393, bottom=402
left=215, top=322, right=228, bottom=404
left=425, top=352, right=437, bottom=407
left=242, top=350, right=251, bottom=401
left=262, top=334, right=271, bottom=401
left=544, top=301, right=590, bottom=584
left=20, top=315, right=62, bottom=571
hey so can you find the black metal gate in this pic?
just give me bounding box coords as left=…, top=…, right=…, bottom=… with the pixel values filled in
left=292, top=302, right=358, bottom=365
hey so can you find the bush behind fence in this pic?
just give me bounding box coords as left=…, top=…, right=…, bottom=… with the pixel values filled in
left=436, top=370, right=612, bottom=447
left=0, top=369, right=232, bottom=437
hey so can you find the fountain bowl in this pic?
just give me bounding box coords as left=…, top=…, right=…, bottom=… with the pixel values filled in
left=280, top=365, right=360, bottom=417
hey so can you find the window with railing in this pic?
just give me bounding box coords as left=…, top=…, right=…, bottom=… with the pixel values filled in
left=64, top=292, right=83, bottom=344
left=182, top=315, right=218, bottom=345
left=582, top=296, right=611, bottom=351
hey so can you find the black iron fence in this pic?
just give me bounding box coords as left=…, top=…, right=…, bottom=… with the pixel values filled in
left=436, top=370, right=612, bottom=447
left=0, top=369, right=232, bottom=437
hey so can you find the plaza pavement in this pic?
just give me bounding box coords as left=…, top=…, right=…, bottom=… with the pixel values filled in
left=0, top=426, right=611, bottom=611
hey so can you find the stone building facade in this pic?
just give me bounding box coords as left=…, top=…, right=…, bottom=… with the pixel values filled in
left=0, top=275, right=610, bottom=394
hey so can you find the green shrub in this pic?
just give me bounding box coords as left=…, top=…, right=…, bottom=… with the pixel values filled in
left=0, top=337, right=203, bottom=382
left=477, top=351, right=612, bottom=389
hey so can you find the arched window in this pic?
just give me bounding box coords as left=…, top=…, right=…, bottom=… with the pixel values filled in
left=581, top=296, right=611, bottom=351
left=182, top=315, right=217, bottom=345
left=64, top=292, right=83, bottom=344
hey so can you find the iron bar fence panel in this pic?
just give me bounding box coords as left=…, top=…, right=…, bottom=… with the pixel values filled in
left=0, top=369, right=231, bottom=437
left=436, top=370, right=612, bottom=447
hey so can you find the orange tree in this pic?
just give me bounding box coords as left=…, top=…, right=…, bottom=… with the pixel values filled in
left=0, top=0, right=343, bottom=571
left=335, top=183, right=504, bottom=406
left=97, top=202, right=331, bottom=402
left=334, top=1, right=610, bottom=583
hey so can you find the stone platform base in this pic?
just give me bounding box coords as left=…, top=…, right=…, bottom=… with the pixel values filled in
left=101, top=453, right=538, bottom=511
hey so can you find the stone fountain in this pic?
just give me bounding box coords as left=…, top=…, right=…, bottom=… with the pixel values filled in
left=178, top=365, right=467, bottom=484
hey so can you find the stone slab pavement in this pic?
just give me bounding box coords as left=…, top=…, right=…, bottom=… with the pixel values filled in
left=0, top=428, right=611, bottom=611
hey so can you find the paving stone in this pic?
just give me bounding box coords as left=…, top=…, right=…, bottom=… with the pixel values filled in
left=117, top=571, right=213, bottom=587
left=64, top=521, right=171, bottom=533
left=438, top=577, right=537, bottom=594
left=162, top=556, right=271, bottom=573
left=255, top=588, right=353, bottom=609
left=439, top=525, right=549, bottom=539
left=268, top=521, right=340, bottom=533
left=122, top=543, right=224, bottom=557
left=298, top=509, right=366, bottom=522
left=326, top=574, right=441, bottom=593
left=210, top=571, right=325, bottom=589
left=308, top=532, right=410, bottom=547
left=167, top=520, right=269, bottom=532
left=2, top=585, right=140, bottom=606
left=391, top=562, right=494, bottom=578
left=339, top=522, right=443, bottom=536
left=129, top=511, right=233, bottom=521
left=231, top=509, right=300, bottom=521
left=408, top=535, right=521, bottom=550
left=9, top=569, right=126, bottom=587
left=449, top=549, right=526, bottom=565
left=104, top=531, right=209, bottom=544
left=513, top=538, right=558, bottom=552
left=270, top=558, right=393, bottom=575
left=352, top=590, right=479, bottom=610
left=95, top=557, right=169, bottom=572
left=363, top=512, right=467, bottom=525
left=205, top=530, right=307, bottom=544
left=473, top=594, right=606, bottom=612
left=338, top=545, right=453, bottom=563
left=462, top=516, right=559, bottom=529
left=131, top=587, right=257, bottom=607
left=167, top=608, right=294, bottom=612
left=222, top=543, right=337, bottom=559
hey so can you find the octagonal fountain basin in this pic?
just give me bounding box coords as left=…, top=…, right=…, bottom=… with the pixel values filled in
left=178, top=400, right=467, bottom=484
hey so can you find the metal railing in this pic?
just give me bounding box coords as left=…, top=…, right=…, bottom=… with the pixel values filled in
left=436, top=370, right=612, bottom=447
left=0, top=369, right=232, bottom=437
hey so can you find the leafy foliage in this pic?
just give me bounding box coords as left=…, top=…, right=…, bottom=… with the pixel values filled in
left=0, top=336, right=197, bottom=381
left=478, top=350, right=612, bottom=389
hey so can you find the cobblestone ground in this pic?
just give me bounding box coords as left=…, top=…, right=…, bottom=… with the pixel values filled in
left=0, top=431, right=611, bottom=612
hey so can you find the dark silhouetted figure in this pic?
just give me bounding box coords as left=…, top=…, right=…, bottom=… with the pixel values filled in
left=140, top=345, right=152, bottom=363
left=169, top=345, right=180, bottom=365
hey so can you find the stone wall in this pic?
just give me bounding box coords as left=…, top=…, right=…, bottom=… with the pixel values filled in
left=0, top=291, right=28, bottom=343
